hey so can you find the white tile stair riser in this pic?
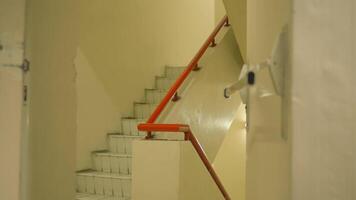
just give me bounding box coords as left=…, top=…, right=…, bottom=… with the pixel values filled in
left=155, top=77, right=175, bottom=91
left=76, top=193, right=130, bottom=200
left=77, top=174, right=131, bottom=198
left=145, top=89, right=167, bottom=104
left=165, top=67, right=185, bottom=79
left=93, top=154, right=132, bottom=174
left=121, top=118, right=146, bottom=136
left=108, top=136, right=143, bottom=154
left=134, top=104, right=156, bottom=119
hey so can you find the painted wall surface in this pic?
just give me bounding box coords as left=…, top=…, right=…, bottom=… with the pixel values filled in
left=78, top=0, right=215, bottom=119
left=178, top=143, right=224, bottom=200
left=132, top=140, right=224, bottom=200
left=222, top=0, right=247, bottom=61
left=25, top=0, right=79, bottom=199
left=132, top=140, right=181, bottom=200
left=223, top=0, right=290, bottom=63
left=164, top=28, right=243, bottom=161
left=75, top=0, right=216, bottom=170
left=0, top=0, right=25, bottom=199
left=215, top=0, right=226, bottom=24
left=213, top=103, right=246, bottom=200
left=292, top=1, right=356, bottom=199
left=246, top=138, right=290, bottom=200
left=75, top=49, right=121, bottom=170
left=0, top=68, right=23, bottom=200
left=246, top=0, right=290, bottom=64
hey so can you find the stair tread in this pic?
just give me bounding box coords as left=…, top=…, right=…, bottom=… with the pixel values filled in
left=145, top=88, right=167, bottom=92
left=121, top=117, right=146, bottom=121
left=107, top=133, right=144, bottom=138
left=76, top=193, right=130, bottom=200
left=94, top=152, right=132, bottom=157
left=155, top=75, right=176, bottom=80
left=77, top=171, right=131, bottom=179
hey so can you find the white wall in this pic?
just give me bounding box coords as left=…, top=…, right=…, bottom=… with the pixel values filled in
left=215, top=0, right=226, bottom=24
left=292, top=0, right=356, bottom=199
left=0, top=68, right=23, bottom=200
left=132, top=140, right=181, bottom=200
left=246, top=0, right=290, bottom=64
left=179, top=143, right=224, bottom=200
left=132, top=140, right=224, bottom=200
left=75, top=48, right=121, bottom=170
left=213, top=104, right=246, bottom=200
left=222, top=0, right=247, bottom=61
left=25, top=0, right=79, bottom=199
left=0, top=0, right=25, bottom=199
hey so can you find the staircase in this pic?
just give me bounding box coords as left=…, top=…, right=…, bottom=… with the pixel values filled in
left=75, top=66, right=185, bottom=200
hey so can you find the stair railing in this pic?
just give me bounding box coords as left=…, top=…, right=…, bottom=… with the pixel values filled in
left=137, top=15, right=231, bottom=200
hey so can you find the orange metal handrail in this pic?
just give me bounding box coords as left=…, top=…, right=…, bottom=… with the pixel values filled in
left=138, top=15, right=231, bottom=200
left=146, top=15, right=229, bottom=125
left=137, top=124, right=231, bottom=200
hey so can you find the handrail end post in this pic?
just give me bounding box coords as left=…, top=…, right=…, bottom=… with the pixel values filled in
left=184, top=131, right=191, bottom=141
left=225, top=18, right=230, bottom=27
left=192, top=63, right=201, bottom=71
left=145, top=132, right=154, bottom=139
left=172, top=92, right=181, bottom=102
left=210, top=39, right=217, bottom=47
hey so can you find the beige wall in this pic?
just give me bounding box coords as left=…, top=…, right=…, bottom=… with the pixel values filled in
left=246, top=0, right=290, bottom=64
left=132, top=140, right=224, bottom=200
left=246, top=140, right=290, bottom=200
left=0, top=0, right=25, bottom=200
left=222, top=0, right=247, bottom=61
left=25, top=0, right=79, bottom=199
left=179, top=143, right=224, bottom=200
left=75, top=48, right=121, bottom=170
left=222, top=0, right=290, bottom=63
left=215, top=0, right=226, bottom=24
left=132, top=140, right=181, bottom=200
left=76, top=0, right=216, bottom=170
left=78, top=0, right=215, bottom=118
left=0, top=68, right=23, bottom=200
left=214, top=104, right=246, bottom=200
left=292, top=0, right=356, bottom=199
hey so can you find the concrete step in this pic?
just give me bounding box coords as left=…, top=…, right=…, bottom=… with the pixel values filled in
left=121, top=117, right=146, bottom=136
left=76, top=193, right=130, bottom=200
left=165, top=66, right=185, bottom=79
left=155, top=76, right=176, bottom=91
left=133, top=102, right=157, bottom=119
left=92, top=151, right=132, bottom=175
left=144, top=89, right=167, bottom=104
left=107, top=134, right=144, bottom=154
left=77, top=171, right=131, bottom=198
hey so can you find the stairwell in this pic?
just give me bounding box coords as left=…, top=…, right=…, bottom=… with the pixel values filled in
left=76, top=66, right=186, bottom=200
